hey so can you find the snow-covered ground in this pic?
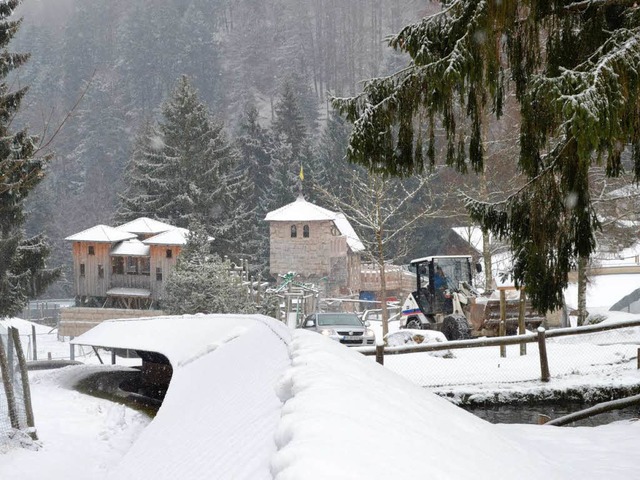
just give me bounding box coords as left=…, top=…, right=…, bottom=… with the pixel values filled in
left=1, top=311, right=639, bottom=479
left=564, top=273, right=640, bottom=311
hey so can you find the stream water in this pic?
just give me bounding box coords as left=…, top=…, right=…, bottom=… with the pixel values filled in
left=75, top=370, right=639, bottom=427
left=463, top=402, right=640, bottom=426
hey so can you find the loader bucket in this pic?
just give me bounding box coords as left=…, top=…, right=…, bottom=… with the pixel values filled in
left=469, top=296, right=545, bottom=336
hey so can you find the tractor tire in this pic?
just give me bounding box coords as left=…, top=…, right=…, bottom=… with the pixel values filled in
left=441, top=314, right=471, bottom=341
left=405, top=316, right=423, bottom=329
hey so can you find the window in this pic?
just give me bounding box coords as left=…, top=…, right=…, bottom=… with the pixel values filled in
left=290, top=225, right=297, bottom=238
left=156, top=267, right=163, bottom=281
left=79, top=263, right=85, bottom=276
left=88, top=245, right=95, bottom=255
left=98, top=264, right=104, bottom=278
left=112, top=257, right=124, bottom=275
left=140, top=257, right=150, bottom=276
left=166, top=249, right=173, bottom=259
left=127, top=256, right=139, bottom=274
left=303, top=225, right=310, bottom=238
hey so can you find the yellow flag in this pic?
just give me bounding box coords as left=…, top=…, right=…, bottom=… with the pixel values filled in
left=299, top=164, right=304, bottom=181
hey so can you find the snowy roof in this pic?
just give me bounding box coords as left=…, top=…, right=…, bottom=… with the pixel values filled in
left=334, top=213, right=365, bottom=252
left=409, top=254, right=473, bottom=264
left=265, top=195, right=335, bottom=222
left=65, top=225, right=137, bottom=243
left=115, top=217, right=177, bottom=235
left=72, top=314, right=282, bottom=365
left=110, top=239, right=150, bottom=257
left=143, top=227, right=191, bottom=246
left=106, top=287, right=151, bottom=298
left=451, top=226, right=483, bottom=253
left=265, top=196, right=364, bottom=252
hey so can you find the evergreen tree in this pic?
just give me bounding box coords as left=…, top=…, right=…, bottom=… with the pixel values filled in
left=266, top=135, right=298, bottom=211
left=272, top=78, right=308, bottom=163
left=236, top=102, right=273, bottom=214
left=235, top=102, right=273, bottom=273
left=314, top=109, right=353, bottom=200
left=334, top=1, right=640, bottom=313
left=163, top=223, right=256, bottom=315
left=117, top=76, right=250, bottom=260
left=0, top=1, right=59, bottom=317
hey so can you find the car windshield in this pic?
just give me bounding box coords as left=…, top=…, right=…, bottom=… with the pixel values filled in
left=317, top=314, right=362, bottom=327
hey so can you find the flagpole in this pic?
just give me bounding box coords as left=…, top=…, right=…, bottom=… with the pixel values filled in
left=298, top=163, right=304, bottom=197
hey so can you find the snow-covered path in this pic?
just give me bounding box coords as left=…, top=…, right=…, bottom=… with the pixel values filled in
left=108, top=317, right=292, bottom=479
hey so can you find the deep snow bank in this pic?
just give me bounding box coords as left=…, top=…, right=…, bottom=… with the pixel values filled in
left=271, top=330, right=562, bottom=480
left=96, top=314, right=639, bottom=479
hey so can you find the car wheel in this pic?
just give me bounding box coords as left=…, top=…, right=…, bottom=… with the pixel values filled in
left=405, top=317, right=423, bottom=329
left=441, top=314, right=471, bottom=341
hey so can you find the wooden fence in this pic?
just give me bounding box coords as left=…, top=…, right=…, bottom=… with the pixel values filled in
left=358, top=318, right=640, bottom=382
left=0, top=327, right=36, bottom=440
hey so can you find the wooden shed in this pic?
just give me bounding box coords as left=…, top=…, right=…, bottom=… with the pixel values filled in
left=65, top=218, right=189, bottom=309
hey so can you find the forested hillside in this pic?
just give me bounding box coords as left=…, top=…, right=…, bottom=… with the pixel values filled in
left=11, top=0, right=445, bottom=296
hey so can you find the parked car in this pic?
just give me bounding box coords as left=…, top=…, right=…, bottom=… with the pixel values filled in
left=299, top=312, right=376, bottom=346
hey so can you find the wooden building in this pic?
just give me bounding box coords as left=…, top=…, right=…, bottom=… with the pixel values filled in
left=65, top=218, right=190, bottom=309
left=265, top=195, right=364, bottom=298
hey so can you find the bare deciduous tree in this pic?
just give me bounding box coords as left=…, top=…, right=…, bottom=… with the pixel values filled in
left=316, top=166, right=444, bottom=338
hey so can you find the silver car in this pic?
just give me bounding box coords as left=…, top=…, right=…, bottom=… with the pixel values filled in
left=299, top=312, right=376, bottom=346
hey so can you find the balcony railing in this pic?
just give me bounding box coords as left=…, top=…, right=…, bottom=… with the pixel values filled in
left=110, top=273, right=151, bottom=289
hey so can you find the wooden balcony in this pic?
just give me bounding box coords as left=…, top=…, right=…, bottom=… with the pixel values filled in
left=110, top=273, right=151, bottom=290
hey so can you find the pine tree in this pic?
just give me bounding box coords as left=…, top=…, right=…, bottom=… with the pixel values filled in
left=163, top=223, right=256, bottom=315
left=236, top=102, right=273, bottom=214
left=117, top=76, right=250, bottom=259
left=314, top=109, right=353, bottom=201
left=114, top=119, right=158, bottom=223
left=235, top=102, right=273, bottom=274
left=266, top=135, right=298, bottom=211
left=272, top=78, right=309, bottom=163
left=334, top=1, right=640, bottom=313
left=0, top=1, right=59, bottom=317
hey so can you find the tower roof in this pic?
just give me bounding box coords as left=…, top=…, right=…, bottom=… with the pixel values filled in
left=265, top=195, right=335, bottom=222
left=265, top=196, right=364, bottom=252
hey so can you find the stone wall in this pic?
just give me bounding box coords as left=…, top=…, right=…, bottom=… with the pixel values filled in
left=60, top=307, right=164, bottom=337
left=269, top=220, right=362, bottom=297
left=269, top=220, right=337, bottom=276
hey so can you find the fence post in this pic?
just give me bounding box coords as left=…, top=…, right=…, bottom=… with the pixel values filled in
left=0, top=331, right=19, bottom=429
left=519, top=289, right=527, bottom=356
left=70, top=340, right=75, bottom=361
left=32, top=324, right=37, bottom=361
left=111, top=349, right=116, bottom=365
left=10, top=328, right=37, bottom=439
left=7, top=329, right=14, bottom=382
left=537, top=327, right=550, bottom=382
left=375, top=343, right=384, bottom=365
left=499, top=289, right=506, bottom=358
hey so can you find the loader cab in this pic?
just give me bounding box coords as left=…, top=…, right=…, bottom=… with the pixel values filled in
left=407, top=255, right=475, bottom=321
